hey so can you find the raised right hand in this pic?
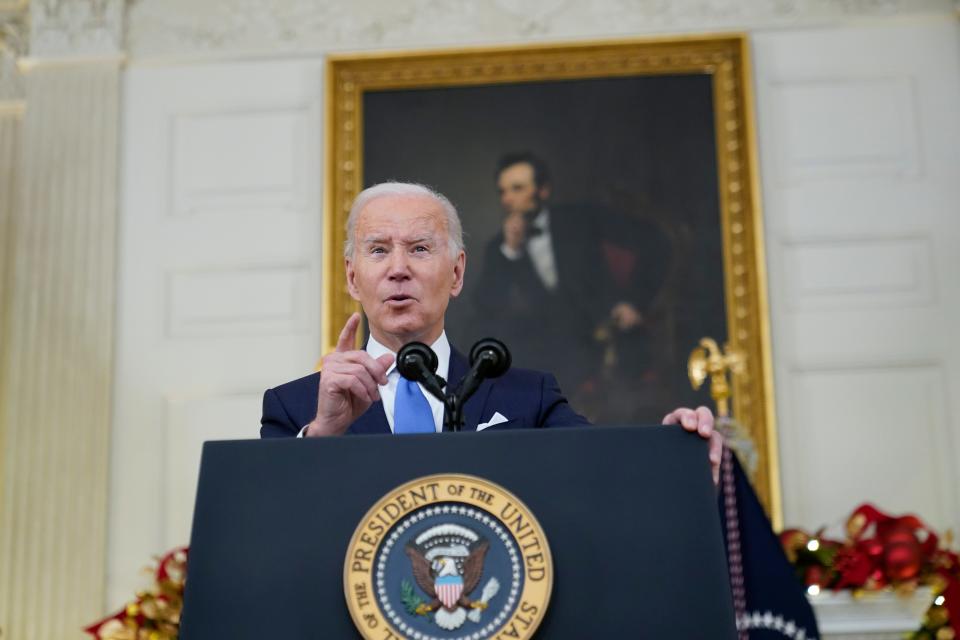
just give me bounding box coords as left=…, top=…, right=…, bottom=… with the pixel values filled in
left=304, top=312, right=394, bottom=437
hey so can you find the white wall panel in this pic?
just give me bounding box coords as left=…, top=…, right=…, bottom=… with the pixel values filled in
left=786, top=311, right=942, bottom=368
left=783, top=236, right=934, bottom=310
left=166, top=264, right=310, bottom=337
left=776, top=186, right=935, bottom=238
left=772, top=77, right=920, bottom=183
left=781, top=365, right=956, bottom=531
left=170, top=108, right=308, bottom=217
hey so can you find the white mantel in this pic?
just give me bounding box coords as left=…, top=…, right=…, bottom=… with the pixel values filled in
left=810, top=587, right=936, bottom=640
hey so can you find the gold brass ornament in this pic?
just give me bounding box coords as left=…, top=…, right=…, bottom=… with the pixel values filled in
left=689, top=337, right=760, bottom=479
left=688, top=337, right=745, bottom=419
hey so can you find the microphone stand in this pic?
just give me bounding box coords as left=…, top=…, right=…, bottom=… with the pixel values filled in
left=443, top=393, right=463, bottom=433
left=397, top=339, right=511, bottom=433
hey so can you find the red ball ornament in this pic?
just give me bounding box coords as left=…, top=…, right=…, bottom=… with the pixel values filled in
left=861, top=538, right=884, bottom=559
left=883, top=526, right=921, bottom=581
left=835, top=547, right=874, bottom=588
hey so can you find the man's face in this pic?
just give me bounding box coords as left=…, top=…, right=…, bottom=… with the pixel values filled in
left=346, top=193, right=465, bottom=350
left=497, top=162, right=551, bottom=217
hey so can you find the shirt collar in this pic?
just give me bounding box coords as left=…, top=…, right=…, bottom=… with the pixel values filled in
left=531, top=207, right=550, bottom=232
left=366, top=330, right=451, bottom=382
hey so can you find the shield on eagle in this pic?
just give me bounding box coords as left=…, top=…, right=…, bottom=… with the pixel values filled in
left=435, top=574, right=464, bottom=610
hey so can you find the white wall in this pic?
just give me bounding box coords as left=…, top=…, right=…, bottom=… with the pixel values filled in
left=110, top=1, right=960, bottom=608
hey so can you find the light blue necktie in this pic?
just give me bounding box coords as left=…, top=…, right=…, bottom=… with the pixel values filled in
left=394, top=376, right=435, bottom=434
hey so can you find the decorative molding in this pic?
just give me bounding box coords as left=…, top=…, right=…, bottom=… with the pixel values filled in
left=29, top=0, right=124, bottom=59
left=771, top=76, right=921, bottom=184
left=782, top=235, right=935, bottom=311
left=0, top=8, right=25, bottom=99
left=125, top=0, right=956, bottom=58
left=164, top=264, right=310, bottom=338
left=168, top=106, right=309, bottom=218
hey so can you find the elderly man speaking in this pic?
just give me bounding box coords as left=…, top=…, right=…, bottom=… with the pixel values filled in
left=260, top=182, right=722, bottom=482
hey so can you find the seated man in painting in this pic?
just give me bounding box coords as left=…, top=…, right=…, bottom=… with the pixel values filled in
left=473, top=152, right=670, bottom=415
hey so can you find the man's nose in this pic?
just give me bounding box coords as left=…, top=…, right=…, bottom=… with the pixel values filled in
left=387, top=251, right=412, bottom=280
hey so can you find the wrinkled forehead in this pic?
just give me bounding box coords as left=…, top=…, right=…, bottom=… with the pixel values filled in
left=356, top=194, right=449, bottom=238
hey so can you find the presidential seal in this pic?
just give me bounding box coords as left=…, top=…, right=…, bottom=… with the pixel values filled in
left=344, top=474, right=552, bottom=640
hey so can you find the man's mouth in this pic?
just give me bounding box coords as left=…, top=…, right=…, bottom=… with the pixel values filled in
left=385, top=294, right=415, bottom=306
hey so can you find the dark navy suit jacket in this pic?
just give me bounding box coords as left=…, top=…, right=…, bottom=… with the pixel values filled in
left=260, top=348, right=589, bottom=437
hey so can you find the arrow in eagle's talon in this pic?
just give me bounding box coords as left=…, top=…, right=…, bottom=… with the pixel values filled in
left=467, top=578, right=500, bottom=623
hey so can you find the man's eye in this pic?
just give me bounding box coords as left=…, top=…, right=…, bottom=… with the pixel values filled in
left=413, top=245, right=429, bottom=253
left=370, top=246, right=386, bottom=254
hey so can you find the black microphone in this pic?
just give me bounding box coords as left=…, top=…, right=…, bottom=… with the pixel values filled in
left=396, top=342, right=445, bottom=402
left=453, top=339, right=512, bottom=429
left=468, top=338, right=511, bottom=379
left=397, top=339, right=511, bottom=432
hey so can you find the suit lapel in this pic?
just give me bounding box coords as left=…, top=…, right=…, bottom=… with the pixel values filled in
left=347, top=402, right=391, bottom=435
left=447, top=348, right=493, bottom=432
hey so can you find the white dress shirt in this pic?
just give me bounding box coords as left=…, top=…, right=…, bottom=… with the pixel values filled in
left=298, top=331, right=450, bottom=436
left=500, top=207, right=559, bottom=291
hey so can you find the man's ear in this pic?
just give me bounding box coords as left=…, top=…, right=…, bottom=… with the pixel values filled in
left=450, top=251, right=466, bottom=298
left=345, top=257, right=361, bottom=301
left=538, top=183, right=551, bottom=202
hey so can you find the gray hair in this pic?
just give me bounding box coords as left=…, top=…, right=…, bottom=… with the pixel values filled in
left=343, top=182, right=465, bottom=259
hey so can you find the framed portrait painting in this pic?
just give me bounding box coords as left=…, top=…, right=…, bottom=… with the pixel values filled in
left=324, top=34, right=781, bottom=521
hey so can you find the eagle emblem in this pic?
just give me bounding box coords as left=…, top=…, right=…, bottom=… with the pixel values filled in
left=344, top=475, right=552, bottom=640
left=403, top=523, right=500, bottom=631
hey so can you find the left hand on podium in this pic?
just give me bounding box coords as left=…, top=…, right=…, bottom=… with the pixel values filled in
left=661, top=406, right=722, bottom=486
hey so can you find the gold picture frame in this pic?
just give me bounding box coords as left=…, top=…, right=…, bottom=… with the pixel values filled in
left=324, top=34, right=781, bottom=525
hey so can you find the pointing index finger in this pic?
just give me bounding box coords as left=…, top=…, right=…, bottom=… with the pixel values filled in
left=336, top=312, right=361, bottom=352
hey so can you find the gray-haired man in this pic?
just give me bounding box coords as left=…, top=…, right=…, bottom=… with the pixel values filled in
left=260, top=182, right=721, bottom=482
